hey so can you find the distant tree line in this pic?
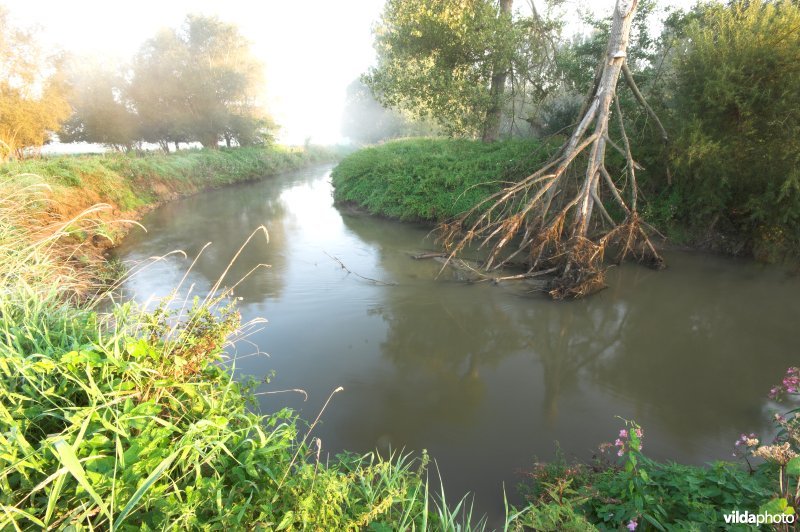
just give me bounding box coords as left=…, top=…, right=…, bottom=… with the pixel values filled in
left=0, top=8, right=274, bottom=160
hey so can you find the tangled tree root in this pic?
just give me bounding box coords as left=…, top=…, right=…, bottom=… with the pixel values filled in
left=438, top=0, right=666, bottom=299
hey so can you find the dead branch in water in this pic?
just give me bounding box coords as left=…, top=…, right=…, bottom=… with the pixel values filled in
left=439, top=0, right=665, bottom=299
left=323, top=251, right=397, bottom=286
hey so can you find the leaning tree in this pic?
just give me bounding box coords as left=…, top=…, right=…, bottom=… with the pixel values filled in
left=440, top=0, right=666, bottom=299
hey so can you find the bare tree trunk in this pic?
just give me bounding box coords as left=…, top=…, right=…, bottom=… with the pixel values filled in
left=571, top=0, right=637, bottom=237
left=482, top=0, right=513, bottom=143
left=442, top=0, right=664, bottom=299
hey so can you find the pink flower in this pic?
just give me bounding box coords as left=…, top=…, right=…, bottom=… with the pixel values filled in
left=627, top=518, right=638, bottom=530
left=619, top=429, right=629, bottom=439
left=770, top=367, right=800, bottom=400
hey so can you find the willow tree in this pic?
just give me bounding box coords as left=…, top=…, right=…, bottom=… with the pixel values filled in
left=59, top=61, right=139, bottom=151
left=129, top=15, right=271, bottom=150
left=441, top=0, right=664, bottom=298
left=365, top=0, right=523, bottom=141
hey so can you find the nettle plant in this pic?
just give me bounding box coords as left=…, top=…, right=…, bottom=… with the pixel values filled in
left=736, top=367, right=800, bottom=520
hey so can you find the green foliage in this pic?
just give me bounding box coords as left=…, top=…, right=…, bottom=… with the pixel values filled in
left=364, top=0, right=559, bottom=139
left=133, top=14, right=273, bottom=149
left=59, top=60, right=140, bottom=150
left=365, top=0, right=504, bottom=137
left=588, top=459, right=774, bottom=529
left=666, top=0, right=800, bottom=259
left=509, top=479, right=597, bottom=531
left=0, top=178, right=486, bottom=530
left=0, top=6, right=71, bottom=160
left=0, top=146, right=336, bottom=214
left=57, top=14, right=275, bottom=152
left=331, top=138, right=557, bottom=222
left=515, top=429, right=776, bottom=531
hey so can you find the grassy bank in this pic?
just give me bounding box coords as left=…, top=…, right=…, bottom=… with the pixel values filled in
left=331, top=138, right=800, bottom=265
left=2, top=146, right=796, bottom=529
left=331, top=138, right=557, bottom=222
left=1, top=146, right=336, bottom=243
left=0, top=156, right=492, bottom=529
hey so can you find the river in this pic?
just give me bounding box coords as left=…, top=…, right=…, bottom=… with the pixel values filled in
left=114, top=164, right=800, bottom=520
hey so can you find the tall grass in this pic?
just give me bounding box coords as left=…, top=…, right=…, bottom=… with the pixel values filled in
left=331, top=138, right=559, bottom=223
left=0, top=146, right=337, bottom=214
left=0, top=177, right=503, bottom=530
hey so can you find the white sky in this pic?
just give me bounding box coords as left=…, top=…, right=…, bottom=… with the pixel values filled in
left=4, top=0, right=697, bottom=145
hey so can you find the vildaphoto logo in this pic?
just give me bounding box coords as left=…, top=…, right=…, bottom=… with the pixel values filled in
left=723, top=510, right=796, bottom=526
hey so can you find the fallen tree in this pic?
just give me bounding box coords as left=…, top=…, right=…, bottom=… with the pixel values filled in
left=440, top=0, right=664, bottom=299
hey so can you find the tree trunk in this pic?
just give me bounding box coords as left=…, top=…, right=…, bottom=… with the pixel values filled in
left=442, top=0, right=664, bottom=299
left=481, top=0, right=513, bottom=143
left=571, top=0, right=637, bottom=237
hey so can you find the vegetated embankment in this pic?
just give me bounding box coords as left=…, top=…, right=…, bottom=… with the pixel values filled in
left=2, top=146, right=335, bottom=245
left=0, top=146, right=495, bottom=529
left=331, top=138, right=558, bottom=223
left=2, top=143, right=795, bottom=529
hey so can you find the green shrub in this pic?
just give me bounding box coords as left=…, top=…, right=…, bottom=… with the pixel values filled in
left=514, top=422, right=776, bottom=531
left=668, top=0, right=800, bottom=259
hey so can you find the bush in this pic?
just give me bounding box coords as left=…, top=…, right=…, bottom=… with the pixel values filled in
left=514, top=422, right=776, bottom=531
left=668, top=0, right=800, bottom=259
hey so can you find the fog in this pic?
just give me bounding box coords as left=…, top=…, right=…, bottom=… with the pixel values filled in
left=4, top=0, right=695, bottom=146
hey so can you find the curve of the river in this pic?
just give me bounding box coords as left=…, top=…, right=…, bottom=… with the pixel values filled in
left=114, top=163, right=800, bottom=520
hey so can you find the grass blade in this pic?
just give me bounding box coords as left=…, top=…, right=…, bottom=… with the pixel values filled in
left=53, top=439, right=111, bottom=523
left=112, top=450, right=178, bottom=530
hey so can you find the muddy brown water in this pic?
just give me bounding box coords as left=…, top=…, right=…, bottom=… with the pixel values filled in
left=114, top=164, right=800, bottom=522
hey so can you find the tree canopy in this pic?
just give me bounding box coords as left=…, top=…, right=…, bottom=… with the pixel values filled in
left=59, top=61, right=138, bottom=151
left=365, top=0, right=512, bottom=140
left=0, top=6, right=71, bottom=160
left=667, top=0, right=800, bottom=259
left=62, top=14, right=275, bottom=152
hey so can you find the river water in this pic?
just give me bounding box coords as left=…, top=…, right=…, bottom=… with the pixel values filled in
left=114, top=164, right=800, bottom=519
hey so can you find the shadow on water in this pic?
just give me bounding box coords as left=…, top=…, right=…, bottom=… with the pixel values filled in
left=114, top=164, right=800, bottom=522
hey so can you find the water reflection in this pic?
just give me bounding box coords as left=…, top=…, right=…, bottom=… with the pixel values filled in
left=115, top=165, right=800, bottom=520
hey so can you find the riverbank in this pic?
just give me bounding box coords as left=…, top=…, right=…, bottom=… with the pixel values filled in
left=331, top=138, right=557, bottom=223
left=331, top=138, right=800, bottom=265
left=0, top=149, right=485, bottom=529
left=2, top=148, right=796, bottom=529
left=0, top=146, right=338, bottom=293
left=2, top=146, right=336, bottom=245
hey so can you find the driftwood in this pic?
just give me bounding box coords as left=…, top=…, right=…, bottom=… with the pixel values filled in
left=440, top=0, right=664, bottom=299
left=412, top=252, right=447, bottom=260
left=324, top=252, right=397, bottom=286
left=413, top=251, right=550, bottom=290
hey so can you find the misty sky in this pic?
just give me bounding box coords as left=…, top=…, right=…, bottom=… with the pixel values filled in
left=5, top=0, right=695, bottom=145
